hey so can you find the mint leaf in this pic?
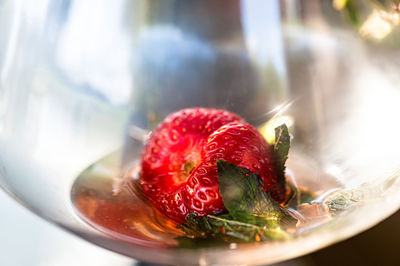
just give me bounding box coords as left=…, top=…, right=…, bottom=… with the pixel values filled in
left=284, top=185, right=317, bottom=207
left=177, top=213, right=290, bottom=244
left=300, top=189, right=317, bottom=204
left=176, top=213, right=209, bottom=239
left=176, top=128, right=297, bottom=244
left=273, top=124, right=290, bottom=182
left=217, top=160, right=297, bottom=229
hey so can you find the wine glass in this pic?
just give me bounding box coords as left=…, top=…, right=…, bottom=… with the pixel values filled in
left=2, top=0, right=400, bottom=265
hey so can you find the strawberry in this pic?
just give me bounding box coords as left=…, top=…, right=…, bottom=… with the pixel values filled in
left=140, top=108, right=285, bottom=222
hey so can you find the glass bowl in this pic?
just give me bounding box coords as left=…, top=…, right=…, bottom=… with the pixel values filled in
left=1, top=0, right=400, bottom=265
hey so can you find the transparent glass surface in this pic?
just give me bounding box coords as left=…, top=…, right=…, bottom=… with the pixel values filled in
left=2, top=0, right=400, bottom=265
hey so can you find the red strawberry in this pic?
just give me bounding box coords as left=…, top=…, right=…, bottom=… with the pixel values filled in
left=140, top=108, right=285, bottom=222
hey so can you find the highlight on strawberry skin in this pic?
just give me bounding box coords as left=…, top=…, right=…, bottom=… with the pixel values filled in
left=140, top=108, right=287, bottom=223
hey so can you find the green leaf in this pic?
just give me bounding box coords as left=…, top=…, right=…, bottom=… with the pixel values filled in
left=273, top=124, right=290, bottom=183
left=176, top=137, right=297, bottom=244
left=299, top=189, right=317, bottom=204
left=176, top=213, right=210, bottom=239
left=217, top=160, right=297, bottom=229
left=177, top=213, right=291, bottom=244
left=326, top=189, right=362, bottom=215
left=282, top=183, right=317, bottom=207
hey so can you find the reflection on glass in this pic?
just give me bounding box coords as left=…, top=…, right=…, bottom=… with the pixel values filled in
left=1, top=0, right=400, bottom=265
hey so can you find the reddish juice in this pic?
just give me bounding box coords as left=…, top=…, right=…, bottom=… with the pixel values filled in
left=71, top=151, right=342, bottom=247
